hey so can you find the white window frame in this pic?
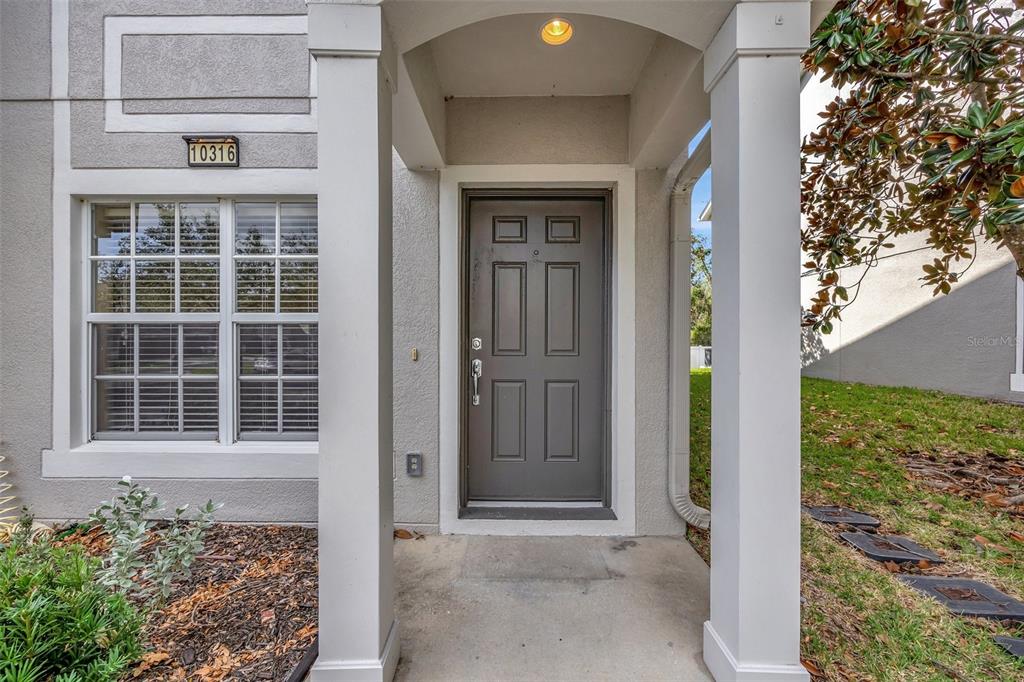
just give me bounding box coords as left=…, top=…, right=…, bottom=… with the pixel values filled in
left=43, top=194, right=319, bottom=479
left=1012, top=275, right=1024, bottom=393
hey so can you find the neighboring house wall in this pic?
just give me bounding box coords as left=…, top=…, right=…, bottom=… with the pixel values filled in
left=0, top=0, right=687, bottom=531
left=799, top=74, right=1023, bottom=403
left=801, top=236, right=1022, bottom=403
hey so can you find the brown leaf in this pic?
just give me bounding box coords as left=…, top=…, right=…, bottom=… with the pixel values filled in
left=822, top=481, right=841, bottom=489
left=1010, top=176, right=1024, bottom=199
left=132, top=652, right=170, bottom=677
left=801, top=659, right=824, bottom=676
left=883, top=561, right=901, bottom=573
left=981, top=492, right=1008, bottom=507
left=394, top=528, right=415, bottom=540
left=1008, top=531, right=1024, bottom=543
left=260, top=609, right=275, bottom=624
left=973, top=535, right=1012, bottom=554
left=917, top=559, right=932, bottom=570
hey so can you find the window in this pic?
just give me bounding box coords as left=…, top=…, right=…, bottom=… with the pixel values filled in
left=87, top=200, right=318, bottom=441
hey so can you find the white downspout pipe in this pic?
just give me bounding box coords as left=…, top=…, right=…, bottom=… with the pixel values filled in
left=668, top=134, right=711, bottom=529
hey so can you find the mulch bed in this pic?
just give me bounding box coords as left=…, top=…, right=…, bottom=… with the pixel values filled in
left=61, top=523, right=318, bottom=681
left=900, top=448, right=1024, bottom=516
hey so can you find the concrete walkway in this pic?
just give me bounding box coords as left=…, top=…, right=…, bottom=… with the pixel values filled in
left=394, top=535, right=712, bottom=682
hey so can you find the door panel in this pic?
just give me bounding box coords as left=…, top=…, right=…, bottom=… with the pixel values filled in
left=466, top=196, right=607, bottom=501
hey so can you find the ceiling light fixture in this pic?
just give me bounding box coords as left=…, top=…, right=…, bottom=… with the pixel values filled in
left=540, top=18, right=573, bottom=46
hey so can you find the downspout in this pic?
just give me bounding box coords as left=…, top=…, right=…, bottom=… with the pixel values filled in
left=668, top=135, right=711, bottom=530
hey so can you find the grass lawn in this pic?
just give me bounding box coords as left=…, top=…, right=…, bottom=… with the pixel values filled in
left=687, top=369, right=1024, bottom=681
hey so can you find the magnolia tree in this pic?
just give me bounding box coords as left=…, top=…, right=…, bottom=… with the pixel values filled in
left=801, top=0, right=1024, bottom=332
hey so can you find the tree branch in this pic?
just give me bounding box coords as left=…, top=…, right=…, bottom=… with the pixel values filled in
left=917, top=24, right=1024, bottom=49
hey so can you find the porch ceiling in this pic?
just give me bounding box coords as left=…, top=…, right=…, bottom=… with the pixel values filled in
left=430, top=13, right=659, bottom=97
left=388, top=1, right=836, bottom=170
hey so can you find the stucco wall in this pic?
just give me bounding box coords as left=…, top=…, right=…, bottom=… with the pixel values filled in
left=392, top=152, right=441, bottom=529
left=802, top=235, right=1022, bottom=403
left=2, top=3, right=684, bottom=531
left=0, top=0, right=320, bottom=523
left=635, top=170, right=688, bottom=535
left=445, top=96, right=630, bottom=165
left=67, top=0, right=316, bottom=169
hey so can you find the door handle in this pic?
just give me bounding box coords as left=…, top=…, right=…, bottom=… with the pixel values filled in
left=471, top=358, right=483, bottom=406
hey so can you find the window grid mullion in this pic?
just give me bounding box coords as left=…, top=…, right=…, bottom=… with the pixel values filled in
left=129, top=201, right=136, bottom=314
left=277, top=323, right=284, bottom=434
left=275, top=202, right=282, bottom=315
left=221, top=199, right=235, bottom=444
left=178, top=323, right=184, bottom=434
left=133, top=324, right=140, bottom=433
left=174, top=202, right=181, bottom=315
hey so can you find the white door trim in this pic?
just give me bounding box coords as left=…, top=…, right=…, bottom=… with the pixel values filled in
left=438, top=164, right=637, bottom=535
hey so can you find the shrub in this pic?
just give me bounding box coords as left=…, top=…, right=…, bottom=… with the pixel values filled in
left=0, top=481, right=221, bottom=680
left=0, top=516, right=143, bottom=681
left=90, top=477, right=220, bottom=608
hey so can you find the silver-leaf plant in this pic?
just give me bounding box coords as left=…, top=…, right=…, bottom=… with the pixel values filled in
left=90, top=476, right=220, bottom=609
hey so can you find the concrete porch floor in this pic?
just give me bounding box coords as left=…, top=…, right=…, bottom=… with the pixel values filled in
left=394, top=535, right=712, bottom=681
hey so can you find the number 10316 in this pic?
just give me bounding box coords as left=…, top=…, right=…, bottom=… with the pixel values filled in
left=186, top=139, right=238, bottom=167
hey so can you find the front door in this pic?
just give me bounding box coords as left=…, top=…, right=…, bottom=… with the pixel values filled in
left=465, top=192, right=608, bottom=502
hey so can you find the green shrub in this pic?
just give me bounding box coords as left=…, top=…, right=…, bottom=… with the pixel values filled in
left=0, top=519, right=143, bottom=681
left=0, top=480, right=220, bottom=681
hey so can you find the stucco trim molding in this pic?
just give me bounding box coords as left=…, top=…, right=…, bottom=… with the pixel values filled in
left=42, top=444, right=318, bottom=479
left=103, top=15, right=317, bottom=133
left=437, top=164, right=637, bottom=536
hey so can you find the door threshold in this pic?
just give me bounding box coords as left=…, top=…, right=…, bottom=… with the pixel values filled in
left=459, top=506, right=617, bottom=521
left=467, top=500, right=604, bottom=508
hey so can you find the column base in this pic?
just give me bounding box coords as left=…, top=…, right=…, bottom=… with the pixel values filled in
left=703, top=622, right=809, bottom=682
left=311, top=620, right=400, bottom=682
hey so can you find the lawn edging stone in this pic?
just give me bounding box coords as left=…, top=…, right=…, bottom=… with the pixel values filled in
left=839, top=531, right=944, bottom=564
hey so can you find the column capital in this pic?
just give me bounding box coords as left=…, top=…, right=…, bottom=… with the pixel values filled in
left=703, top=1, right=811, bottom=93
left=307, top=1, right=396, bottom=92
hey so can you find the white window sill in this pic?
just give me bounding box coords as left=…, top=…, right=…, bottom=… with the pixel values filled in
left=42, top=441, right=318, bottom=479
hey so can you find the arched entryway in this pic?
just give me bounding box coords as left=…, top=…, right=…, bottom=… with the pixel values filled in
left=309, top=2, right=813, bottom=680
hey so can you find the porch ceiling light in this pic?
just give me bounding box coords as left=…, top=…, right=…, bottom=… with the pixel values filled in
left=540, top=18, right=573, bottom=45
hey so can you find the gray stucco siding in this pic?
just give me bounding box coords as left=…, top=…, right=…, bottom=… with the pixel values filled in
left=0, top=0, right=51, bottom=100
left=634, top=169, right=687, bottom=535
left=68, top=0, right=309, bottom=98
left=121, top=34, right=310, bottom=101
left=392, top=153, right=441, bottom=528
left=67, top=0, right=317, bottom=169
left=445, top=96, right=630, bottom=165
left=70, top=102, right=318, bottom=169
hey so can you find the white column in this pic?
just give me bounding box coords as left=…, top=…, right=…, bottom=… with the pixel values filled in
left=309, top=3, right=399, bottom=680
left=702, top=3, right=810, bottom=681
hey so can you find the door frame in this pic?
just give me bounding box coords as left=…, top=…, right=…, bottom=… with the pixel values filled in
left=460, top=188, right=612, bottom=507
left=438, top=165, right=637, bottom=535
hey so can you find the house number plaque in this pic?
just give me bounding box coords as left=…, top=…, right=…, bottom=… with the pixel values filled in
left=183, top=135, right=239, bottom=167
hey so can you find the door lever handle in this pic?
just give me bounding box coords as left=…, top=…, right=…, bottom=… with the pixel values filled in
left=471, top=358, right=483, bottom=406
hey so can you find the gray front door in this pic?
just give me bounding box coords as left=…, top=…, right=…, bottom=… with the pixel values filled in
left=465, top=193, right=608, bottom=501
